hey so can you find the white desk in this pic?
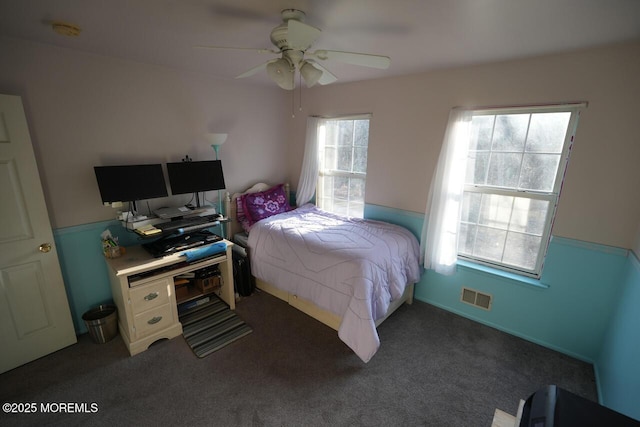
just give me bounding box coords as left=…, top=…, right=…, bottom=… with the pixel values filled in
left=104, top=240, right=234, bottom=356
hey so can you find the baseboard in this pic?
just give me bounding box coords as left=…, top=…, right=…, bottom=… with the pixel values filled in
left=593, top=362, right=604, bottom=405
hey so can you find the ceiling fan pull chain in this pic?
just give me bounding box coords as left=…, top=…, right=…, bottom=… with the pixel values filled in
left=298, top=73, right=304, bottom=112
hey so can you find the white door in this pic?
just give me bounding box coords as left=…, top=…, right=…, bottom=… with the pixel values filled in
left=0, top=94, right=76, bottom=374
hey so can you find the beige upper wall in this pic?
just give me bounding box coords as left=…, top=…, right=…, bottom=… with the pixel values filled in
left=1, top=36, right=638, bottom=250
left=288, top=41, right=640, bottom=250
left=0, top=37, right=291, bottom=229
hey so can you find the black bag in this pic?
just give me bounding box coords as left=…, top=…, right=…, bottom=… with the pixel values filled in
left=232, top=247, right=255, bottom=297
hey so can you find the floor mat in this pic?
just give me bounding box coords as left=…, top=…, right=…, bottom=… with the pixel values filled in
left=179, top=296, right=252, bottom=358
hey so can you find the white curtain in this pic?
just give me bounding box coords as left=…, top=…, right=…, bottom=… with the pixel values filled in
left=296, top=116, right=323, bottom=206
left=420, top=109, right=473, bottom=275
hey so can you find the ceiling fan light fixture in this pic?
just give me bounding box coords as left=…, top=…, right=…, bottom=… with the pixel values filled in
left=266, top=58, right=294, bottom=90
left=300, top=61, right=323, bottom=88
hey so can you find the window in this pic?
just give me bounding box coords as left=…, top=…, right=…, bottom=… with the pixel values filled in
left=458, top=105, right=582, bottom=277
left=317, top=116, right=370, bottom=218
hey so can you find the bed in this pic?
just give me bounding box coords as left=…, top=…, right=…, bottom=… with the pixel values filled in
left=225, top=183, right=421, bottom=362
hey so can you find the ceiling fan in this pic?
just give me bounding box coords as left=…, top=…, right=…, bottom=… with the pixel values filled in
left=197, top=9, right=391, bottom=90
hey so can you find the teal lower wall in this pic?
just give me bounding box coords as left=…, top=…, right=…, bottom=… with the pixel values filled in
left=54, top=220, right=142, bottom=333
left=595, top=252, right=640, bottom=421
left=417, top=237, right=628, bottom=362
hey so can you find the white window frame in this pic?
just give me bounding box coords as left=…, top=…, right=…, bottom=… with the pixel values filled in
left=316, top=114, right=371, bottom=218
left=459, top=104, right=584, bottom=278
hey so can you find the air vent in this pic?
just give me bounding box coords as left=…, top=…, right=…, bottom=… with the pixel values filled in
left=460, top=287, right=492, bottom=310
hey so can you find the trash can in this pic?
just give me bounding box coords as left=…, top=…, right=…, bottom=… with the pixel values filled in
left=82, top=304, right=118, bottom=344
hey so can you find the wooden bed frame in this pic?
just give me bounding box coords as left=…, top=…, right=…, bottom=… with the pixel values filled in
left=224, top=182, right=414, bottom=332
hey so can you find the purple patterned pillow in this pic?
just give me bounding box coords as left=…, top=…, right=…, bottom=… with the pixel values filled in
left=242, top=184, right=291, bottom=226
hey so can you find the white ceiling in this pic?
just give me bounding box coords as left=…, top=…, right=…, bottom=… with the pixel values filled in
left=1, top=0, right=639, bottom=87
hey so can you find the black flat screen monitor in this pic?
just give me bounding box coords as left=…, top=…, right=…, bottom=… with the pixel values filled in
left=166, top=160, right=226, bottom=195
left=94, top=164, right=168, bottom=204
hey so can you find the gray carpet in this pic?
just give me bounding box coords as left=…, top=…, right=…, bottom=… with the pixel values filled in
left=180, top=296, right=252, bottom=358
left=0, top=290, right=597, bottom=426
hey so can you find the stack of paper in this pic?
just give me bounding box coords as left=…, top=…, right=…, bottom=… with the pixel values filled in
left=135, top=224, right=162, bottom=236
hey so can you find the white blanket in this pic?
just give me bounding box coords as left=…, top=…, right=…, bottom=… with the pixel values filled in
left=247, top=204, right=421, bottom=362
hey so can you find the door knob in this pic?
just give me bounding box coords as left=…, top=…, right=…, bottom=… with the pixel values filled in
left=39, top=243, right=52, bottom=253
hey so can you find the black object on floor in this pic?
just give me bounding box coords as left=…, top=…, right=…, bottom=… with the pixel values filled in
left=519, top=384, right=640, bottom=427
left=179, top=295, right=252, bottom=358
left=233, top=246, right=255, bottom=297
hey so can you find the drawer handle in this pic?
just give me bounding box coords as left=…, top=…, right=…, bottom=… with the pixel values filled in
left=147, top=316, right=162, bottom=325
left=144, top=292, right=159, bottom=301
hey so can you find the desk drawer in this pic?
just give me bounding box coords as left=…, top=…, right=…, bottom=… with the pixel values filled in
left=133, top=303, right=175, bottom=338
left=130, top=278, right=171, bottom=313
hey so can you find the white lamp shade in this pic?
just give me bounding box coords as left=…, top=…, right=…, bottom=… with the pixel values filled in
left=206, top=133, right=228, bottom=146
left=267, top=58, right=294, bottom=90
left=300, top=61, right=323, bottom=88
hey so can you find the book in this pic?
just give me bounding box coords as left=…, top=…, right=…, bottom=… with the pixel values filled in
left=178, top=296, right=211, bottom=313
left=135, top=224, right=162, bottom=236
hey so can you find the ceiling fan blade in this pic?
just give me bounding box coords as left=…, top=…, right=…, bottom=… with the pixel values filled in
left=306, top=60, right=338, bottom=85
left=194, top=45, right=278, bottom=54
left=287, top=19, right=321, bottom=51
left=309, top=50, right=391, bottom=69
left=236, top=59, right=277, bottom=79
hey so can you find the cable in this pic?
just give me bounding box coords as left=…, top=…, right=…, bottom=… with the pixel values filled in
left=299, top=73, right=303, bottom=112
left=185, top=193, right=196, bottom=207
left=126, top=202, right=134, bottom=222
